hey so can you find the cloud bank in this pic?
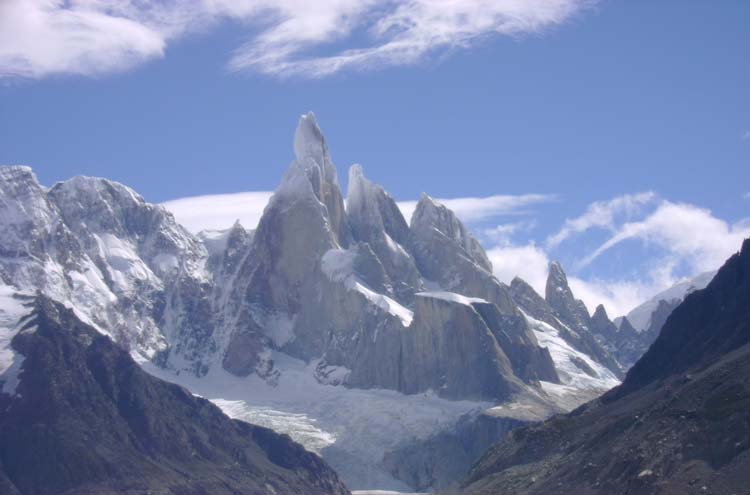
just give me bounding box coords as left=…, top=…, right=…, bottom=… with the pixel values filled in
left=1, top=0, right=595, bottom=79
left=162, top=190, right=552, bottom=233
left=162, top=191, right=273, bottom=234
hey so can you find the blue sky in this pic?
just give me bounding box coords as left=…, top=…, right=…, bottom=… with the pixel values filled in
left=1, top=0, right=749, bottom=316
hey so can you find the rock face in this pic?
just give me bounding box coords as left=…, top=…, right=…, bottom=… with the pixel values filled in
left=510, top=272, right=623, bottom=379
left=0, top=295, right=350, bottom=495
left=543, top=262, right=623, bottom=376
left=593, top=306, right=653, bottom=371
left=455, top=238, right=750, bottom=495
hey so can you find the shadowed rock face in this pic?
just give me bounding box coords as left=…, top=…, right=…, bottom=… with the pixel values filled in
left=454, top=239, right=750, bottom=495
left=0, top=296, right=350, bottom=495
left=592, top=303, right=659, bottom=371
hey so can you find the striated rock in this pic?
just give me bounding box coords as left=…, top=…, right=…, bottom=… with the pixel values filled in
left=291, top=111, right=351, bottom=247
left=411, top=194, right=492, bottom=272
left=471, top=301, right=558, bottom=384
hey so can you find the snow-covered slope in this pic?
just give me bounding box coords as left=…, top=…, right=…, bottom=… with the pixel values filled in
left=0, top=166, right=222, bottom=374
left=0, top=284, right=34, bottom=395
left=621, top=270, right=716, bottom=332
left=137, top=351, right=487, bottom=491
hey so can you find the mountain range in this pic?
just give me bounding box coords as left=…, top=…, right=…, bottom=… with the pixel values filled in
left=0, top=113, right=742, bottom=494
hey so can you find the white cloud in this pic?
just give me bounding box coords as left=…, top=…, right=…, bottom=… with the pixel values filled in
left=482, top=220, right=537, bottom=244
left=162, top=190, right=273, bottom=234
left=489, top=196, right=750, bottom=317
left=577, top=200, right=750, bottom=274
left=0, top=0, right=166, bottom=78
left=229, top=0, right=595, bottom=77
left=546, top=192, right=657, bottom=249
left=568, top=275, right=665, bottom=318
left=398, top=193, right=555, bottom=224
left=1, top=0, right=595, bottom=79
left=163, top=190, right=553, bottom=233
left=486, top=234, right=661, bottom=316
left=487, top=241, right=550, bottom=295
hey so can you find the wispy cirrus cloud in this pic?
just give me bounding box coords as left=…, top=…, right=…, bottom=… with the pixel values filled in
left=576, top=200, right=750, bottom=273
left=488, top=194, right=749, bottom=316
left=229, top=0, right=596, bottom=77
left=545, top=192, right=657, bottom=249
left=1, top=0, right=596, bottom=79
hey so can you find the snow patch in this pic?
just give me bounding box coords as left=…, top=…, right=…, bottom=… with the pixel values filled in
left=94, top=233, right=158, bottom=293
left=523, top=311, right=619, bottom=393
left=323, top=248, right=413, bottom=326
left=415, top=291, right=488, bottom=306
left=198, top=228, right=233, bottom=256
left=0, top=284, right=34, bottom=395
left=321, top=248, right=358, bottom=282
left=265, top=312, right=295, bottom=348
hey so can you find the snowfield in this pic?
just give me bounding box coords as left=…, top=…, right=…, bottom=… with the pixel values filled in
left=520, top=311, right=620, bottom=410
left=136, top=351, right=489, bottom=491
